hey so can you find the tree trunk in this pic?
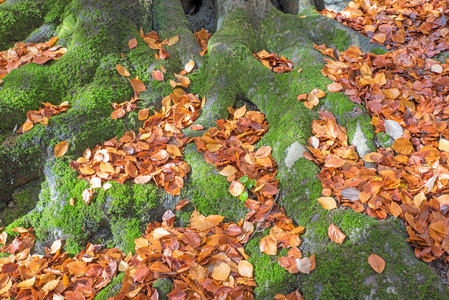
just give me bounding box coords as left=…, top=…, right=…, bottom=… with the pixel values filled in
left=0, top=0, right=447, bottom=298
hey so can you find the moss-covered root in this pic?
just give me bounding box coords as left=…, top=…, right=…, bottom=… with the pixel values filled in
left=153, top=0, right=201, bottom=65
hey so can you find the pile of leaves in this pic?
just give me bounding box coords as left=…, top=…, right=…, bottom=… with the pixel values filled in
left=114, top=210, right=256, bottom=299
left=17, top=101, right=70, bottom=134
left=321, top=0, right=449, bottom=57
left=194, top=29, right=211, bottom=56
left=194, top=106, right=312, bottom=275
left=310, top=40, right=449, bottom=262
left=253, top=50, right=293, bottom=73
left=0, top=228, right=123, bottom=299
left=0, top=37, right=67, bottom=84
left=70, top=91, right=203, bottom=200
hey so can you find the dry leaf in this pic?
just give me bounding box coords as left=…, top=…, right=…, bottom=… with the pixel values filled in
left=116, top=64, right=131, bottom=76
left=152, top=70, right=164, bottom=81
left=128, top=38, right=137, bottom=49
left=368, top=254, right=385, bottom=273
left=317, top=197, right=337, bottom=210
left=54, top=141, right=69, bottom=157
left=328, top=224, right=345, bottom=244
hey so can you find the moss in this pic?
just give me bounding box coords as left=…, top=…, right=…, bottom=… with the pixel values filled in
left=0, top=0, right=45, bottom=50
left=370, top=47, right=388, bottom=55
left=94, top=272, right=125, bottom=300
left=298, top=219, right=447, bottom=299
left=181, top=146, right=247, bottom=222
left=153, top=278, right=173, bottom=300
left=245, top=236, right=296, bottom=298
left=0, top=180, right=41, bottom=225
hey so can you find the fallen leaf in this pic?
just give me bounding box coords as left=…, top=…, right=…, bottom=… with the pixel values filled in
left=116, top=64, right=131, bottom=76
left=190, top=124, right=204, bottom=131
left=185, top=59, right=195, bottom=73
left=128, top=38, right=137, bottom=49
left=152, top=70, right=164, bottom=81
left=317, top=197, right=337, bottom=210
left=54, top=141, right=69, bottom=157
left=328, top=224, right=345, bottom=244
left=168, top=35, right=179, bottom=46
left=238, top=260, right=253, bottom=278
left=368, top=254, right=385, bottom=273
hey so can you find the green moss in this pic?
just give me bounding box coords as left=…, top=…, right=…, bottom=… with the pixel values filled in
left=181, top=146, right=247, bottom=222
left=94, top=272, right=125, bottom=300
left=298, top=219, right=447, bottom=299
left=370, top=48, right=388, bottom=55
left=245, top=236, right=296, bottom=298
left=153, top=278, right=173, bottom=300
left=0, top=0, right=44, bottom=50
left=0, top=180, right=41, bottom=225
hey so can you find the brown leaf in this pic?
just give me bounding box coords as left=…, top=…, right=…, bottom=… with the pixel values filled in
left=219, top=165, right=237, bottom=176
left=168, top=35, right=179, bottom=46
left=129, top=78, right=146, bottom=94
left=328, top=224, right=345, bottom=244
left=138, top=108, right=150, bottom=120
left=175, top=199, right=189, bottom=210
left=116, top=64, right=131, bottom=76
left=54, top=140, right=69, bottom=157
left=327, top=82, right=343, bottom=92
left=260, top=235, right=277, bottom=255
left=368, top=254, right=385, bottom=273
left=128, top=38, right=137, bottom=49
left=392, top=138, right=413, bottom=155
left=111, top=108, right=126, bottom=119
left=152, top=70, right=164, bottom=81
left=190, top=124, right=204, bottom=131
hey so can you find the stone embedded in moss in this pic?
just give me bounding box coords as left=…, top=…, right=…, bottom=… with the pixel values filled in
left=94, top=272, right=125, bottom=300
left=152, top=278, right=173, bottom=300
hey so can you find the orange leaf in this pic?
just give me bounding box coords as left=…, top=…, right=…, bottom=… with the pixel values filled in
left=175, top=199, right=189, bottom=210
left=32, top=56, right=52, bottom=65
left=389, top=201, right=402, bottom=218
left=168, top=35, right=179, bottom=46
left=392, top=137, right=413, bottom=155
left=219, top=165, right=237, bottom=176
left=152, top=70, right=164, bottom=81
left=260, top=235, right=277, bottom=255
left=190, top=124, right=204, bottom=131
left=129, top=78, right=146, bottom=94
left=229, top=180, right=245, bottom=197
left=111, top=108, right=126, bottom=119
left=368, top=254, right=385, bottom=273
left=439, top=138, right=449, bottom=152
left=138, top=108, right=150, bottom=120
left=54, top=141, right=69, bottom=158
left=328, top=224, right=345, bottom=244
left=116, top=64, right=131, bottom=76
left=128, top=38, right=137, bottom=49
left=317, top=197, right=337, bottom=210
left=238, top=260, right=253, bottom=278
left=327, top=82, right=343, bottom=92
left=212, top=261, right=230, bottom=281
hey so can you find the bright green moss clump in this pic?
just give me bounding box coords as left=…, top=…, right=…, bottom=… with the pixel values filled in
left=94, top=273, right=125, bottom=300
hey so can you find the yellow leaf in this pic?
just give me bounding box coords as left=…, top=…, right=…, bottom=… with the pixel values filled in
left=317, top=197, right=337, bottom=210
left=54, top=140, right=68, bottom=157
left=116, top=64, right=131, bottom=76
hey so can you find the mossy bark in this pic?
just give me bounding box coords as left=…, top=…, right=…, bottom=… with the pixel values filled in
left=0, top=0, right=447, bottom=298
